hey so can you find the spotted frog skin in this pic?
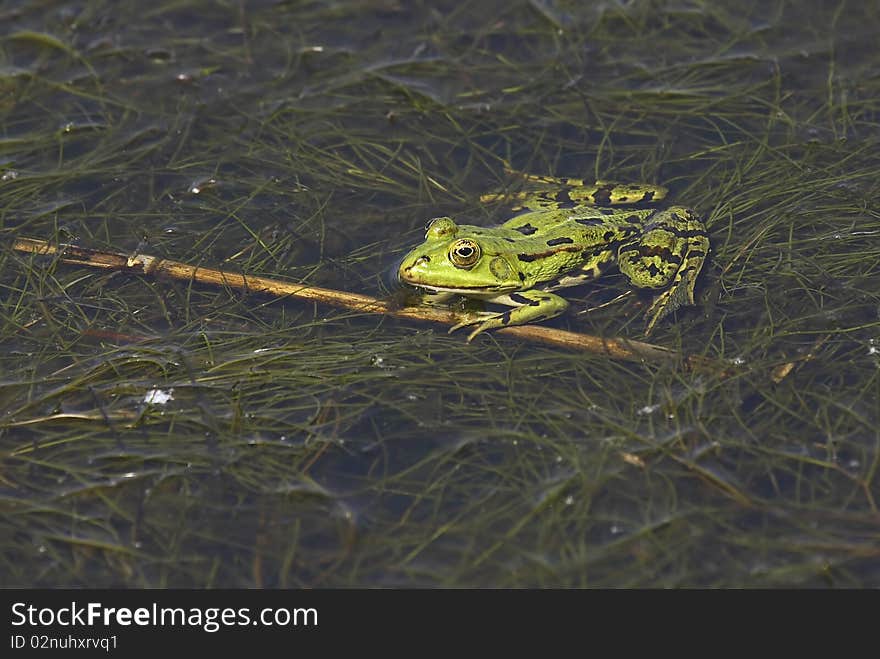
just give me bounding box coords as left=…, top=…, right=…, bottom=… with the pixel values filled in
left=398, top=170, right=709, bottom=341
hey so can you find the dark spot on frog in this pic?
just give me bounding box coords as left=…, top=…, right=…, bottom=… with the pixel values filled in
left=603, top=230, right=616, bottom=241
left=620, top=244, right=682, bottom=264
left=658, top=226, right=707, bottom=238
left=641, top=191, right=655, bottom=202
left=576, top=217, right=605, bottom=226
left=591, top=187, right=613, bottom=205
left=510, top=292, right=541, bottom=306
left=546, top=237, right=574, bottom=246
left=516, top=244, right=582, bottom=262
left=555, top=190, right=572, bottom=202
left=518, top=271, right=526, bottom=282
left=513, top=223, right=538, bottom=235
left=500, top=310, right=512, bottom=325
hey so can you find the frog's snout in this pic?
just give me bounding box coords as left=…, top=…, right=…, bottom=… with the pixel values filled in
left=399, top=254, right=430, bottom=283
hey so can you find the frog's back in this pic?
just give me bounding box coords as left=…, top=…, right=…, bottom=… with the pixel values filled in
left=497, top=207, right=654, bottom=251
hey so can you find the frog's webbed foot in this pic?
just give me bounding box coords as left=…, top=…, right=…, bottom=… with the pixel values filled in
left=642, top=279, right=694, bottom=336
left=447, top=311, right=502, bottom=342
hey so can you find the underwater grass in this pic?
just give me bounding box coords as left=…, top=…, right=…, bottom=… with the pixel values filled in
left=1, top=0, right=879, bottom=587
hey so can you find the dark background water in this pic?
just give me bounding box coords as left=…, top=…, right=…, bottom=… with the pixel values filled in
left=1, top=0, right=878, bottom=587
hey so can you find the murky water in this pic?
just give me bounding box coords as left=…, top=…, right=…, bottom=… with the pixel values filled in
left=1, top=0, right=878, bottom=587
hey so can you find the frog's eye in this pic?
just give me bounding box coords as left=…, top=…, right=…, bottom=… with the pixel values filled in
left=449, top=239, right=481, bottom=268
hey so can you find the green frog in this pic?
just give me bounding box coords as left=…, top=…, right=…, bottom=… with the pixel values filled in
left=398, top=169, right=709, bottom=341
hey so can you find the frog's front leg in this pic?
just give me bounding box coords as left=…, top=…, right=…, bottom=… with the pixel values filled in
left=448, top=290, right=569, bottom=342
left=616, top=206, right=709, bottom=334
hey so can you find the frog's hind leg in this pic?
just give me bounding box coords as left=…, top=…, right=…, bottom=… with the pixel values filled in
left=616, top=206, right=709, bottom=334
left=501, top=166, right=592, bottom=189
left=483, top=180, right=668, bottom=209
left=481, top=165, right=668, bottom=209
left=479, top=165, right=581, bottom=206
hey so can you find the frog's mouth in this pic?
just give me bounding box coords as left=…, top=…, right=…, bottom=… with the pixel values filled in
left=415, top=283, right=505, bottom=294
left=403, top=280, right=517, bottom=298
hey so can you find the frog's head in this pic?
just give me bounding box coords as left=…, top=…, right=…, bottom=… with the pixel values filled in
left=398, top=217, right=520, bottom=295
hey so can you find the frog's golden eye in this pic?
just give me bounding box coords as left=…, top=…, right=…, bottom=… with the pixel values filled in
left=449, top=239, right=481, bottom=268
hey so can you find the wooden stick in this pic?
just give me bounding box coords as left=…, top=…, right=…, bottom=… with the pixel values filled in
left=11, top=237, right=723, bottom=368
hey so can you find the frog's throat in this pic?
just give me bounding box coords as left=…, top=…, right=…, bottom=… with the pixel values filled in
left=411, top=282, right=517, bottom=296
